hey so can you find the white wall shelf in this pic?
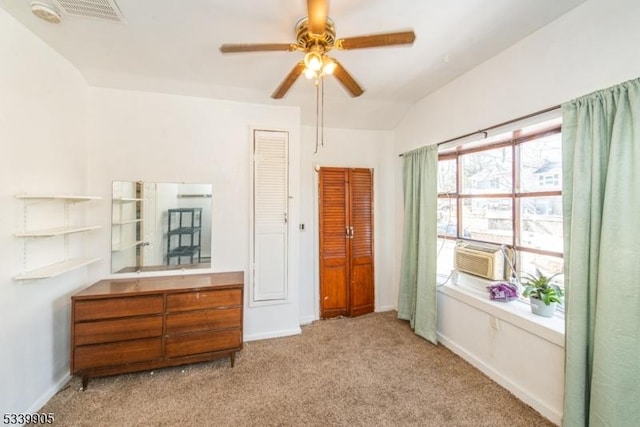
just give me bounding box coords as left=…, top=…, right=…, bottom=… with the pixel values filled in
left=111, top=182, right=145, bottom=271
left=14, top=257, right=101, bottom=281
left=112, top=240, right=144, bottom=252
left=113, top=197, right=144, bottom=202
left=15, top=225, right=101, bottom=237
left=112, top=219, right=143, bottom=225
left=15, top=194, right=101, bottom=281
left=16, top=194, right=101, bottom=202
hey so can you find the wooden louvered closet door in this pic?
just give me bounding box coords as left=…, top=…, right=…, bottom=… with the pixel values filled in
left=319, top=168, right=374, bottom=319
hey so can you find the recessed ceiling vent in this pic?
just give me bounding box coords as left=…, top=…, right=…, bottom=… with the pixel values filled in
left=51, top=0, right=125, bottom=23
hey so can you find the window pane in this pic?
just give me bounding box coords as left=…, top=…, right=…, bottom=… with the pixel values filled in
left=519, top=251, right=564, bottom=288
left=438, top=159, right=456, bottom=193
left=520, top=133, right=562, bottom=192
left=461, top=198, right=512, bottom=244
left=437, top=198, right=457, bottom=237
left=520, top=196, right=563, bottom=252
left=437, top=238, right=456, bottom=278
left=461, top=147, right=512, bottom=194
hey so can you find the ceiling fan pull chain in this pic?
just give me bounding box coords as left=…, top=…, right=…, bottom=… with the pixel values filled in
left=314, top=78, right=320, bottom=154
left=320, top=75, right=325, bottom=148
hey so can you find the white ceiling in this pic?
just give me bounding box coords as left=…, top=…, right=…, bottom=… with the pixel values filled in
left=1, top=0, right=585, bottom=129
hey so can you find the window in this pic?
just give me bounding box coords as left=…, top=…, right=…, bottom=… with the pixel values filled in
left=437, top=117, right=563, bottom=290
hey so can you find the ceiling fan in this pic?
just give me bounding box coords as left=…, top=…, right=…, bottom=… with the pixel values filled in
left=219, top=0, right=416, bottom=99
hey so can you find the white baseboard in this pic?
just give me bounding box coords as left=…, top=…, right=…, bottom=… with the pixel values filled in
left=299, top=315, right=316, bottom=325
left=27, top=374, right=71, bottom=413
left=244, top=327, right=302, bottom=342
left=300, top=308, right=394, bottom=326
left=437, top=332, right=562, bottom=426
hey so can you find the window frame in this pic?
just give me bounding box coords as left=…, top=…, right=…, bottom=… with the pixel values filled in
left=437, top=121, right=563, bottom=264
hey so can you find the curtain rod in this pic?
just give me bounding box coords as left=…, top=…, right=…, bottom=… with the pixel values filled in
left=398, top=104, right=561, bottom=157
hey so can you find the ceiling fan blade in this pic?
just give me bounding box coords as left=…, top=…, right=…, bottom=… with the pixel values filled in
left=332, top=60, right=364, bottom=97
left=220, top=43, right=296, bottom=53
left=272, top=62, right=306, bottom=99
left=337, top=30, right=416, bottom=50
left=307, top=0, right=329, bottom=36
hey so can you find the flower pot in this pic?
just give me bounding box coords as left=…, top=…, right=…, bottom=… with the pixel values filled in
left=529, top=297, right=557, bottom=317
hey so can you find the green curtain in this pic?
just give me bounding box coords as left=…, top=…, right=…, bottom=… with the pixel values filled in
left=397, top=144, right=438, bottom=344
left=562, top=77, right=640, bottom=426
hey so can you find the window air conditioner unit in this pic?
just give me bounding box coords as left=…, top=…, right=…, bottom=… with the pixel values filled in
left=454, top=241, right=505, bottom=281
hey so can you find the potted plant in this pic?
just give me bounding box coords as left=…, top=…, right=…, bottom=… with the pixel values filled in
left=521, top=269, right=564, bottom=317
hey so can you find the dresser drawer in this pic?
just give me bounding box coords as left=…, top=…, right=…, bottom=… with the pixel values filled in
left=166, top=289, right=241, bottom=312
left=74, top=316, right=163, bottom=346
left=165, top=329, right=242, bottom=358
left=166, top=307, right=241, bottom=335
left=74, top=295, right=164, bottom=321
left=73, top=338, right=162, bottom=371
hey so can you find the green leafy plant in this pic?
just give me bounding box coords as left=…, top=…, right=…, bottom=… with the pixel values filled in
left=521, top=269, right=564, bottom=306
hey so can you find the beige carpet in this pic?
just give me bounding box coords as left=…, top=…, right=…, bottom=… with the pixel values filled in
left=42, top=311, right=554, bottom=426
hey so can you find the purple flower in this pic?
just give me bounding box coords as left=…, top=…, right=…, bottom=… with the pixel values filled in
left=487, top=282, right=519, bottom=302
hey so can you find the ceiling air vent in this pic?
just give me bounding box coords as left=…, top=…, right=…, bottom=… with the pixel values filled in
left=51, top=0, right=125, bottom=23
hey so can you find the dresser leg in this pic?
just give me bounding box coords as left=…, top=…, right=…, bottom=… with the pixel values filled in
left=230, top=352, right=235, bottom=367
left=81, top=376, right=88, bottom=391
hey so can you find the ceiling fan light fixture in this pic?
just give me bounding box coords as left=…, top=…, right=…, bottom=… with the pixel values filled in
left=304, top=68, right=316, bottom=79
left=219, top=0, right=415, bottom=100
left=304, top=51, right=323, bottom=72
left=322, top=57, right=336, bottom=75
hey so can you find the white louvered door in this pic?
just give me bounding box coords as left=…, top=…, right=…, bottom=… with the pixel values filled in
left=252, top=130, right=289, bottom=302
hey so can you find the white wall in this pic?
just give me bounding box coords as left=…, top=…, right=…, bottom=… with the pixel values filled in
left=392, top=0, right=640, bottom=423
left=86, top=87, right=302, bottom=341
left=437, top=286, right=565, bottom=423
left=0, top=8, right=90, bottom=414
left=298, top=126, right=395, bottom=324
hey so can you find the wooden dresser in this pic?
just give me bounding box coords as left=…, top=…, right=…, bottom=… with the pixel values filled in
left=70, top=271, right=243, bottom=389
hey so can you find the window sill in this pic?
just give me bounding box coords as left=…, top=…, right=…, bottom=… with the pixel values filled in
left=437, top=273, right=565, bottom=347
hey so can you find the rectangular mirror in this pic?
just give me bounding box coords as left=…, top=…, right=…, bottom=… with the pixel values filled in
left=111, top=181, right=212, bottom=273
